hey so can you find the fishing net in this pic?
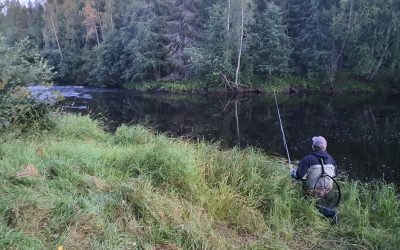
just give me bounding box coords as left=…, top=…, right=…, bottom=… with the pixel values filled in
left=310, top=159, right=341, bottom=224
left=313, top=175, right=341, bottom=209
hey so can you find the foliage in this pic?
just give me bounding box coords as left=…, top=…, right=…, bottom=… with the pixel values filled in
left=1, top=0, right=400, bottom=88
left=0, top=35, right=54, bottom=90
left=119, top=1, right=166, bottom=82
left=123, top=81, right=209, bottom=92
left=250, top=1, right=292, bottom=77
left=0, top=40, right=54, bottom=132
left=346, top=0, right=400, bottom=80
left=0, top=33, right=54, bottom=132
left=0, top=90, right=54, bottom=132
left=186, top=3, right=231, bottom=83
left=85, top=35, right=124, bottom=86
left=0, top=113, right=399, bottom=249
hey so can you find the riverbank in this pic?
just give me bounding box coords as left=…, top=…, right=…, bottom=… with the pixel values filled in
left=1, top=114, right=399, bottom=249
left=122, top=75, right=400, bottom=94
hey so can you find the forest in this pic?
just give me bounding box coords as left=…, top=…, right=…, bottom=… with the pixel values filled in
left=1, top=0, right=400, bottom=89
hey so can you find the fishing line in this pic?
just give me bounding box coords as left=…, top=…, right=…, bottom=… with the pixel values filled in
left=274, top=90, right=291, bottom=166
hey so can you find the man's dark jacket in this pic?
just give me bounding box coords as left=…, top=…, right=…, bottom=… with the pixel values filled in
left=294, top=151, right=337, bottom=180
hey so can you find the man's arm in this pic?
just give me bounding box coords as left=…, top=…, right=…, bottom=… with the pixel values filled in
left=290, top=157, right=310, bottom=180
left=333, top=158, right=338, bottom=177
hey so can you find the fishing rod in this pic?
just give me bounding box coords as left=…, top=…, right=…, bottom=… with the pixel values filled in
left=274, top=90, right=292, bottom=166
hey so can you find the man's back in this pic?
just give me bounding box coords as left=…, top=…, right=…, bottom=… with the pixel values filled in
left=296, top=151, right=337, bottom=190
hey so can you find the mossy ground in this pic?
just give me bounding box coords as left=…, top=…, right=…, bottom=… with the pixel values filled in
left=0, top=114, right=399, bottom=249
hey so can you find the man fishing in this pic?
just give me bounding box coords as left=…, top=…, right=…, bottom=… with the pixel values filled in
left=273, top=92, right=340, bottom=224
left=290, top=136, right=337, bottom=190
left=290, top=136, right=340, bottom=224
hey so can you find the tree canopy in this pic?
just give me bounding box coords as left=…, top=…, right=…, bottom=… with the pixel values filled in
left=0, top=0, right=399, bottom=87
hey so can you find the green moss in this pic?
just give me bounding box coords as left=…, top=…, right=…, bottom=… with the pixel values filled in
left=0, top=114, right=398, bottom=249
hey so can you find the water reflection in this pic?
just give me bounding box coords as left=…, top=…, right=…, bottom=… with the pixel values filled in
left=59, top=89, right=400, bottom=183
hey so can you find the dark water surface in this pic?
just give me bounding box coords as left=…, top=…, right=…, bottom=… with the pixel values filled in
left=32, top=86, right=400, bottom=183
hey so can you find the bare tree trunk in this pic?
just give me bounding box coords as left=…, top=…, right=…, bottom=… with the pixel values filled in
left=367, top=49, right=387, bottom=81
left=329, top=0, right=353, bottom=86
left=94, top=23, right=100, bottom=46
left=109, top=2, right=114, bottom=33
left=223, top=0, right=232, bottom=93
left=235, top=0, right=244, bottom=89
left=50, top=12, right=63, bottom=61
left=96, top=7, right=104, bottom=42
left=367, top=22, right=393, bottom=81
left=286, top=1, right=289, bottom=37
left=227, top=0, right=231, bottom=32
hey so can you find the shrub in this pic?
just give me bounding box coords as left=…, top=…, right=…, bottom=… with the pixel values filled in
left=0, top=92, right=54, bottom=132
left=0, top=35, right=55, bottom=132
left=0, top=35, right=54, bottom=91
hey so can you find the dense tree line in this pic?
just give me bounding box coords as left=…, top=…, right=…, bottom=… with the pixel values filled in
left=0, top=0, right=399, bottom=87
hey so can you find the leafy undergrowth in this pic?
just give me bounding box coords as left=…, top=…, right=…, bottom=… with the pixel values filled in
left=123, top=76, right=388, bottom=94
left=123, top=82, right=211, bottom=93
left=0, top=114, right=399, bottom=249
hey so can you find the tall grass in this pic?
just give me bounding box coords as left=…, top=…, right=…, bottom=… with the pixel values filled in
left=0, top=114, right=399, bottom=249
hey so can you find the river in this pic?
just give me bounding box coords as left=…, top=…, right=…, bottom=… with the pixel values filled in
left=30, top=86, right=400, bottom=183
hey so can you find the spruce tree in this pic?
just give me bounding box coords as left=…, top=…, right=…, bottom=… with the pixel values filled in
left=250, top=1, right=292, bottom=77
left=119, top=1, right=166, bottom=82
left=288, top=0, right=332, bottom=78
left=186, top=2, right=229, bottom=82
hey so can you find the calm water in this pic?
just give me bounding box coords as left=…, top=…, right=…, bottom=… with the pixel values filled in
left=32, top=86, right=400, bottom=183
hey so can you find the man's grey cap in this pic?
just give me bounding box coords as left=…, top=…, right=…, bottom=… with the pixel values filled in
left=312, top=136, right=327, bottom=151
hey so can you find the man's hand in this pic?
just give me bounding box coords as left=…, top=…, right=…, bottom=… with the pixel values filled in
left=290, top=168, right=297, bottom=179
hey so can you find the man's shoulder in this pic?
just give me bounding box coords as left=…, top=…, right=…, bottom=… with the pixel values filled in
left=298, top=154, right=317, bottom=168
left=300, top=153, right=317, bottom=162
left=311, top=151, right=337, bottom=165
left=300, top=152, right=335, bottom=165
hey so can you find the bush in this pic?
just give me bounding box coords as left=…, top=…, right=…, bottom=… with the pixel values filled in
left=0, top=35, right=54, bottom=91
left=0, top=92, right=54, bottom=132
left=0, top=35, right=55, bottom=132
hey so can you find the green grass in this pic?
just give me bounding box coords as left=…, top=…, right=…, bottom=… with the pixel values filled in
left=123, top=81, right=210, bottom=93
left=0, top=114, right=399, bottom=249
left=122, top=72, right=399, bottom=94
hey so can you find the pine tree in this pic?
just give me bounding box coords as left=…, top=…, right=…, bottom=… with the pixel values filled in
left=160, top=0, right=204, bottom=80
left=288, top=0, right=332, bottom=78
left=119, top=1, right=166, bottom=82
left=186, top=2, right=234, bottom=83
left=250, top=1, right=292, bottom=77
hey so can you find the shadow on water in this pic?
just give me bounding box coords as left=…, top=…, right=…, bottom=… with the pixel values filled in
left=55, top=87, right=400, bottom=183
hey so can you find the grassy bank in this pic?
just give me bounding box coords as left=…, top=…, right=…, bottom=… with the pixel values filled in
left=123, top=81, right=212, bottom=93
left=1, top=114, right=399, bottom=249
left=122, top=74, right=398, bottom=94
